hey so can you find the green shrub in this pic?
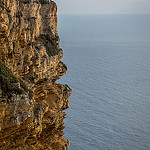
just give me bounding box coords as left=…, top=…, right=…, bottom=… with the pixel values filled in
left=0, top=74, right=14, bottom=98
left=39, top=0, right=50, bottom=4
left=37, top=34, right=59, bottom=56
left=0, top=61, right=18, bottom=83
left=0, top=74, right=24, bottom=98
left=0, top=61, right=33, bottom=98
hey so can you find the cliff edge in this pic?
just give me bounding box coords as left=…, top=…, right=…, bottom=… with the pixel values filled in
left=0, top=0, right=72, bottom=149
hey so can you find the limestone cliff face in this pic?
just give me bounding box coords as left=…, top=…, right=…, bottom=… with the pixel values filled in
left=0, top=0, right=72, bottom=149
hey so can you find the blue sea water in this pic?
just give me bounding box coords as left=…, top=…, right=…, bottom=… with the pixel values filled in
left=57, top=14, right=150, bottom=150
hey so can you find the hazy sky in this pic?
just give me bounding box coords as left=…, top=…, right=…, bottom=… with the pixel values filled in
left=54, top=0, right=150, bottom=14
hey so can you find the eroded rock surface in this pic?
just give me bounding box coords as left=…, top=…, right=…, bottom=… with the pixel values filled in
left=0, top=0, right=72, bottom=149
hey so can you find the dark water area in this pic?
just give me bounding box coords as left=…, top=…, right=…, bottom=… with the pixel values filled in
left=57, top=14, right=150, bottom=150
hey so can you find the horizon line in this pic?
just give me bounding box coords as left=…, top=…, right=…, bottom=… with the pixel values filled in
left=58, top=13, right=150, bottom=15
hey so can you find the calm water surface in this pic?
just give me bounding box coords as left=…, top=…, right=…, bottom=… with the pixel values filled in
left=57, top=14, right=150, bottom=150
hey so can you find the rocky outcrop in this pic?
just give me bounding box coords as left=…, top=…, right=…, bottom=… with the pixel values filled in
left=0, top=0, right=72, bottom=149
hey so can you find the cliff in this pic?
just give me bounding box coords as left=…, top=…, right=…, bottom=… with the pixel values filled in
left=0, top=0, right=72, bottom=149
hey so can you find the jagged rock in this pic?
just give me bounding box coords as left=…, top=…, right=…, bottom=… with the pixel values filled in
left=0, top=0, right=72, bottom=149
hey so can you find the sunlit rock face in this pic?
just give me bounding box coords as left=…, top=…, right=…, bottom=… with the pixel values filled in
left=0, top=0, right=72, bottom=149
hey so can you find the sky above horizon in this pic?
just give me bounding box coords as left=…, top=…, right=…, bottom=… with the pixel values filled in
left=54, top=0, right=150, bottom=14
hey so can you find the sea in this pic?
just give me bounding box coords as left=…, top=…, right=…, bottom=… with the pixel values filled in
left=57, top=14, right=150, bottom=150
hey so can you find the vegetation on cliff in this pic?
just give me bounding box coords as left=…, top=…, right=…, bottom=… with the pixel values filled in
left=0, top=61, right=22, bottom=97
left=37, top=34, right=59, bottom=56
left=0, top=61, right=32, bottom=98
